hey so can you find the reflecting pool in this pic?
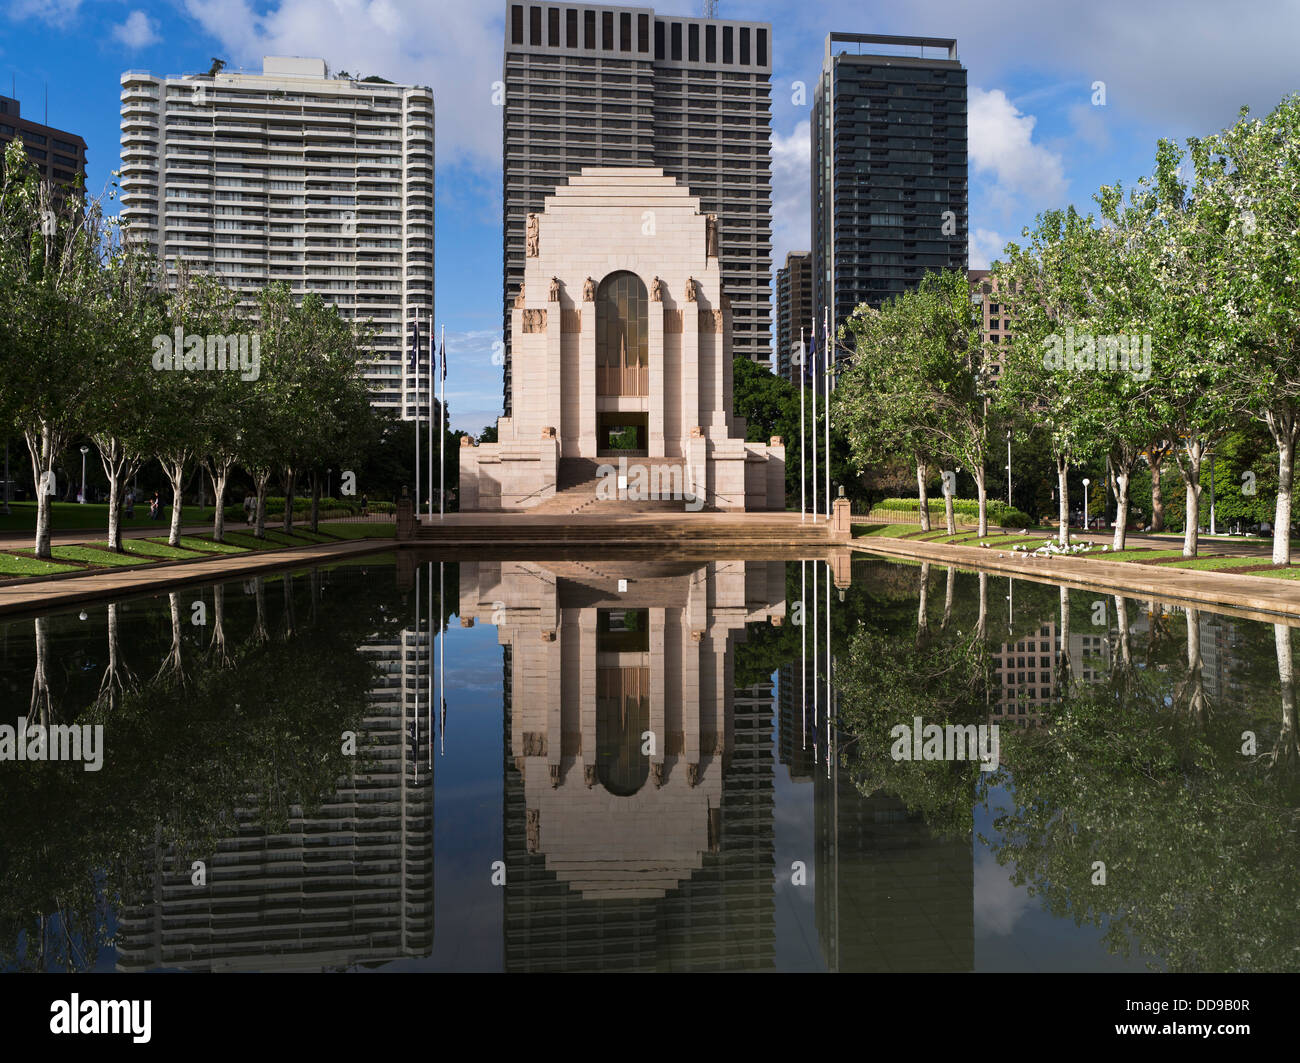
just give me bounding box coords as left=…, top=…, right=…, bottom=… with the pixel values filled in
left=1, top=553, right=1296, bottom=972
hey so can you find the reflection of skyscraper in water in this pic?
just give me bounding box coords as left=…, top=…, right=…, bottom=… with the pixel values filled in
left=777, top=662, right=817, bottom=781
left=116, top=606, right=434, bottom=972
left=461, top=559, right=782, bottom=970
left=799, top=562, right=974, bottom=972
left=813, top=763, right=973, bottom=971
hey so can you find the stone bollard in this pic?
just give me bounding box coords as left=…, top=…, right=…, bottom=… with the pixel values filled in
left=396, top=498, right=415, bottom=539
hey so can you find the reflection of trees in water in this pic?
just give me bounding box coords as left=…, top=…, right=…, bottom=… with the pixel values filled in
left=988, top=605, right=1300, bottom=972
left=836, top=565, right=994, bottom=840
left=0, top=564, right=409, bottom=971
left=1267, top=624, right=1299, bottom=774
left=830, top=565, right=1300, bottom=970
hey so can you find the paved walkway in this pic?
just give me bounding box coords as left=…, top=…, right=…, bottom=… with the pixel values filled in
left=853, top=535, right=1300, bottom=624
left=0, top=539, right=393, bottom=617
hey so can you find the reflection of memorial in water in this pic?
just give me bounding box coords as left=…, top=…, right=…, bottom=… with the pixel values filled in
left=460, top=558, right=783, bottom=970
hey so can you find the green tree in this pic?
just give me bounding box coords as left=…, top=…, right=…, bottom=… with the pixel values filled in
left=1196, top=97, right=1300, bottom=563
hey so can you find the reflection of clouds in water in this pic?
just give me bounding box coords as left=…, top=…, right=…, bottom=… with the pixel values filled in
left=974, top=846, right=1032, bottom=937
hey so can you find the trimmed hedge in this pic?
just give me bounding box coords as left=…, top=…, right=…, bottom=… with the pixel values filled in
left=221, top=497, right=396, bottom=522
left=868, top=497, right=1034, bottom=529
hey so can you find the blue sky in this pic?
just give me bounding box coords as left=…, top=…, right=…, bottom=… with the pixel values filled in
left=4, top=0, right=1298, bottom=432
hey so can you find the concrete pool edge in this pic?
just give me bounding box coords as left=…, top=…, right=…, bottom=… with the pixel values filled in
left=852, top=536, right=1300, bottom=624
left=0, top=538, right=397, bottom=617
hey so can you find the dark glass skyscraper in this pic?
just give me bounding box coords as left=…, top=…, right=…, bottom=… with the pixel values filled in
left=775, top=250, right=812, bottom=383
left=811, top=33, right=968, bottom=345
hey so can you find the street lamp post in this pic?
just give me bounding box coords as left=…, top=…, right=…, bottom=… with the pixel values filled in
left=79, top=445, right=89, bottom=504
left=1082, top=477, right=1091, bottom=531
left=1006, top=429, right=1012, bottom=507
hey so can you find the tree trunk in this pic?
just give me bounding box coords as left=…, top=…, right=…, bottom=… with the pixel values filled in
left=25, top=425, right=61, bottom=560
left=1057, top=585, right=1071, bottom=690
left=916, top=458, right=931, bottom=532
left=1273, top=623, right=1298, bottom=772
left=1270, top=422, right=1295, bottom=566
left=1056, top=452, right=1070, bottom=546
left=1180, top=441, right=1203, bottom=558
left=1112, top=469, right=1130, bottom=551
left=974, top=465, right=988, bottom=537
left=253, top=576, right=268, bottom=643
left=943, top=485, right=956, bottom=536
left=310, top=470, right=321, bottom=534
left=1181, top=607, right=1207, bottom=723
left=29, top=615, right=53, bottom=728
left=976, top=570, right=988, bottom=643
left=164, top=457, right=186, bottom=547
left=207, top=462, right=230, bottom=544
left=106, top=464, right=123, bottom=552
left=281, top=466, right=296, bottom=534
left=1150, top=450, right=1165, bottom=532
left=254, top=470, right=272, bottom=538
left=917, top=561, right=930, bottom=637
left=942, top=565, right=955, bottom=628
left=1114, top=594, right=1131, bottom=670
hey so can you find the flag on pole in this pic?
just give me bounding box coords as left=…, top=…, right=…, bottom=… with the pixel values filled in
left=409, top=315, right=420, bottom=374
left=439, top=334, right=446, bottom=380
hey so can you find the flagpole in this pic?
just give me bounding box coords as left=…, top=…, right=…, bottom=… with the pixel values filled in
left=826, top=557, right=831, bottom=776
left=824, top=305, right=831, bottom=523
left=799, top=328, right=806, bottom=522
left=439, top=324, right=446, bottom=518
left=800, top=558, right=806, bottom=749
left=439, top=560, right=446, bottom=754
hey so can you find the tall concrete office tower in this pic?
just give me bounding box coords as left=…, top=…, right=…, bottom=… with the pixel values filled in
left=119, top=57, right=435, bottom=419
left=811, top=33, right=967, bottom=346
left=775, top=250, right=812, bottom=382
left=501, top=2, right=773, bottom=416
left=0, top=95, right=87, bottom=193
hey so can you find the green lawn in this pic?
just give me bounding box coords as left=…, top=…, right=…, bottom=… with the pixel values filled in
left=153, top=536, right=248, bottom=555
left=0, top=500, right=220, bottom=534
left=1164, top=555, right=1281, bottom=571
left=203, top=531, right=285, bottom=551
left=0, top=552, right=80, bottom=576
left=14, top=544, right=144, bottom=567
left=1079, top=548, right=1191, bottom=562
left=1253, top=567, right=1300, bottom=580
left=318, top=521, right=397, bottom=539
left=89, top=538, right=206, bottom=560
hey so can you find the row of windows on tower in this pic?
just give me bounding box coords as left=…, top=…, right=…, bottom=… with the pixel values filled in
left=509, top=5, right=768, bottom=67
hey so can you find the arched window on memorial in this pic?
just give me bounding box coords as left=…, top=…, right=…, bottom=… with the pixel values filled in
left=596, top=271, right=649, bottom=397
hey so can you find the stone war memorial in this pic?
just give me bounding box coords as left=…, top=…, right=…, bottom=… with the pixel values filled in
left=460, top=167, right=785, bottom=512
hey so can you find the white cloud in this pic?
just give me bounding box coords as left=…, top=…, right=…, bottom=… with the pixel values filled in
left=8, top=0, right=81, bottom=27
left=769, top=119, right=811, bottom=266
left=974, top=847, right=1033, bottom=937
left=181, top=0, right=505, bottom=175
left=968, top=88, right=1068, bottom=218
left=442, top=327, right=502, bottom=434
left=112, top=11, right=160, bottom=50
left=969, top=228, right=1008, bottom=270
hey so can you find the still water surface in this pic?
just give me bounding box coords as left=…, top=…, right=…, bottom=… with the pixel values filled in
left=1, top=553, right=1296, bottom=972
